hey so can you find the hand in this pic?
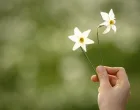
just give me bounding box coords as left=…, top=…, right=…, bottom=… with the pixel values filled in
left=91, top=66, right=130, bottom=110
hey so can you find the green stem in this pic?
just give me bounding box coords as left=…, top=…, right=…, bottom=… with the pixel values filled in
left=97, top=26, right=104, bottom=64
left=80, top=47, right=97, bottom=76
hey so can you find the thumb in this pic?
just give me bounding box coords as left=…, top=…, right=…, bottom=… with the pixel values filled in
left=96, top=66, right=111, bottom=88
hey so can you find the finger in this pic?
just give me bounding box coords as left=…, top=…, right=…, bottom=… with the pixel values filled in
left=96, top=66, right=111, bottom=88
left=116, top=67, right=130, bottom=87
left=91, top=75, right=97, bottom=82
left=91, top=74, right=117, bottom=86
left=116, top=67, right=128, bottom=81
left=104, top=66, right=119, bottom=75
left=109, top=75, right=118, bottom=87
left=91, top=74, right=117, bottom=82
left=104, top=66, right=129, bottom=86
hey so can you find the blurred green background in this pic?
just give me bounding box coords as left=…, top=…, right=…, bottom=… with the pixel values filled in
left=0, top=0, right=140, bottom=110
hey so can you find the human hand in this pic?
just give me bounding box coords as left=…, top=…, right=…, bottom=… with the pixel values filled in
left=91, top=66, right=130, bottom=110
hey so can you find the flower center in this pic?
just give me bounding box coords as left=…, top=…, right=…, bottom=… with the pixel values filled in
left=109, top=20, right=114, bottom=25
left=79, top=37, right=84, bottom=43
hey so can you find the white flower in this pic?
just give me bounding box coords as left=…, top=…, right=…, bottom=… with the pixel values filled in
left=68, top=27, right=94, bottom=52
left=100, top=9, right=116, bottom=34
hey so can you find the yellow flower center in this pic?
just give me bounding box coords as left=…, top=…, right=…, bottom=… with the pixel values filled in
left=79, top=37, right=84, bottom=43
left=109, top=20, right=114, bottom=25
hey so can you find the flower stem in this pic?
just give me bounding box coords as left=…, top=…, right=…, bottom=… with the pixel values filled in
left=80, top=47, right=97, bottom=76
left=97, top=26, right=104, bottom=64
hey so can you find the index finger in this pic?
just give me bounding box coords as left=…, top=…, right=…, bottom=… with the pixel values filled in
left=104, top=66, right=119, bottom=75
left=104, top=66, right=129, bottom=83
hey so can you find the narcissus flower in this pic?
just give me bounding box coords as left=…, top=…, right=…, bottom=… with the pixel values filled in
left=68, top=27, right=94, bottom=52
left=100, top=9, right=116, bottom=34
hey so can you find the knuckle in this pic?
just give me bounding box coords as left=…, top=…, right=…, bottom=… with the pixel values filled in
left=119, top=67, right=125, bottom=71
left=123, top=82, right=130, bottom=91
left=126, top=82, right=130, bottom=90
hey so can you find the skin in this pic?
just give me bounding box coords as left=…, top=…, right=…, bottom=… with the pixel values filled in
left=91, top=66, right=130, bottom=110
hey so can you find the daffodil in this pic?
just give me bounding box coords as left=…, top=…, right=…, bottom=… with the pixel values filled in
left=100, top=9, right=116, bottom=34
left=68, top=27, right=94, bottom=52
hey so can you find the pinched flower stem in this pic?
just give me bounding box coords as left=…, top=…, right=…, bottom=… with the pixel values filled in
left=97, top=26, right=104, bottom=65
left=80, top=47, right=98, bottom=76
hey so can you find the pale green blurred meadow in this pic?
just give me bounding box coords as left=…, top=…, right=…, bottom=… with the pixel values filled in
left=0, top=0, right=140, bottom=110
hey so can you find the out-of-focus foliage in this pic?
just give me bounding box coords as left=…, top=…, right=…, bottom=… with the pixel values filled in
left=0, top=0, right=140, bottom=110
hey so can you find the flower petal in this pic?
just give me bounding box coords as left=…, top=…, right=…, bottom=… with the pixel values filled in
left=74, top=27, right=81, bottom=36
left=82, top=29, right=91, bottom=38
left=103, top=26, right=111, bottom=34
left=111, top=25, right=117, bottom=32
left=109, top=9, right=115, bottom=19
left=99, top=21, right=108, bottom=26
left=113, top=20, right=116, bottom=24
left=68, top=35, right=77, bottom=42
left=81, top=44, right=87, bottom=52
left=85, top=38, right=94, bottom=44
left=100, top=12, right=109, bottom=21
left=72, top=43, right=80, bottom=51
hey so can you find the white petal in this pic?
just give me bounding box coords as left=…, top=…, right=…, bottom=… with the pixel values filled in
left=111, top=25, right=117, bottom=32
left=103, top=26, right=111, bottom=34
left=81, top=44, right=87, bottom=52
left=85, top=38, right=94, bottom=44
left=74, top=27, right=81, bottom=36
left=82, top=29, right=91, bottom=38
left=68, top=35, right=77, bottom=42
left=100, top=12, right=109, bottom=21
left=112, top=20, right=116, bottom=24
left=99, top=21, right=108, bottom=26
left=109, top=9, right=115, bottom=19
left=72, top=43, right=80, bottom=51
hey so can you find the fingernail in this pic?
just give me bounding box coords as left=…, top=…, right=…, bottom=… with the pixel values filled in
left=97, top=66, right=105, bottom=73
